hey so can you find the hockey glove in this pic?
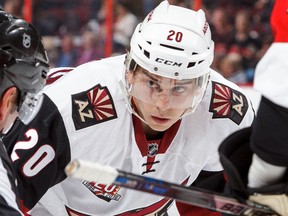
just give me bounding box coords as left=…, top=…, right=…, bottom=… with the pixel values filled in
left=218, top=127, right=288, bottom=216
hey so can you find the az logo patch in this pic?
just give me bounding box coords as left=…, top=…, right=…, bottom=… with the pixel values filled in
left=209, top=82, right=248, bottom=125
left=72, top=84, right=117, bottom=130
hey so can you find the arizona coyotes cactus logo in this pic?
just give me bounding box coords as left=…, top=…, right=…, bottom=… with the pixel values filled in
left=209, top=82, right=248, bottom=125
left=72, top=84, right=117, bottom=130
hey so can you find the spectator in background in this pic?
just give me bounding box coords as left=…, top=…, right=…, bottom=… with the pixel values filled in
left=252, top=0, right=273, bottom=35
left=142, top=0, right=155, bottom=15
left=209, top=7, right=233, bottom=71
left=76, top=30, right=102, bottom=66
left=219, top=52, right=248, bottom=84
left=229, top=9, right=262, bottom=82
left=251, top=0, right=273, bottom=71
left=210, top=7, right=233, bottom=47
left=56, top=33, right=78, bottom=67
left=112, top=0, right=138, bottom=54
left=2, top=0, right=21, bottom=18
left=42, top=36, right=58, bottom=68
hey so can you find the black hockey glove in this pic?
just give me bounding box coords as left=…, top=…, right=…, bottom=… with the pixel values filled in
left=218, top=127, right=288, bottom=216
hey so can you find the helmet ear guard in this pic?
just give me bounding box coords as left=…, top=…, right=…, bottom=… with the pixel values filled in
left=125, top=53, right=137, bottom=72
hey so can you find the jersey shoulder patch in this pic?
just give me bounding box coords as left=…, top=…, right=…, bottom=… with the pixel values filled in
left=71, top=84, right=117, bottom=130
left=209, top=81, right=249, bottom=125
left=46, top=67, right=75, bottom=85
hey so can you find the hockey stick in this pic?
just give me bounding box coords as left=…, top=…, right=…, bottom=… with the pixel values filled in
left=65, top=159, right=279, bottom=216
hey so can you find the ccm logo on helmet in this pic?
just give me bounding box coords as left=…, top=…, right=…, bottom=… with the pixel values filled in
left=155, top=58, right=182, bottom=67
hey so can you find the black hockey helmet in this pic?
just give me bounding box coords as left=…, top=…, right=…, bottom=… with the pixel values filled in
left=0, top=10, right=49, bottom=123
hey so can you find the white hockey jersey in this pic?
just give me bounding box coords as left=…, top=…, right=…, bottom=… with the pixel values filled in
left=3, top=55, right=255, bottom=216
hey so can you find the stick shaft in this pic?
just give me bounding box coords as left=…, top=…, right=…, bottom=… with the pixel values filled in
left=65, top=160, right=278, bottom=216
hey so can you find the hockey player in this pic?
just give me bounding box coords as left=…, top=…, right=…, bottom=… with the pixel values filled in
left=3, top=1, right=255, bottom=215
left=0, top=10, right=49, bottom=216
left=219, top=0, right=288, bottom=215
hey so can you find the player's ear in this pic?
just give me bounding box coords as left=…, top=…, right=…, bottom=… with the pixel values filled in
left=0, top=87, right=18, bottom=121
left=125, top=71, right=134, bottom=84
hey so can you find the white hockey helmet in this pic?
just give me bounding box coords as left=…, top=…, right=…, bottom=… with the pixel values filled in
left=127, top=0, right=214, bottom=80
left=122, top=1, right=214, bottom=123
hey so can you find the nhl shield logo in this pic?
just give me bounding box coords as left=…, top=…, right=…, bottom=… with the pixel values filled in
left=22, top=33, right=31, bottom=48
left=148, top=143, right=158, bottom=157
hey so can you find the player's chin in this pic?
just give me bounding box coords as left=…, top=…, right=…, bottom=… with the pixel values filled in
left=149, top=124, right=171, bottom=132
left=148, top=117, right=175, bottom=131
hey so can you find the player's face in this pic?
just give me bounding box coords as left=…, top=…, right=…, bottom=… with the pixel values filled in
left=132, top=96, right=186, bottom=131
left=126, top=68, right=199, bottom=131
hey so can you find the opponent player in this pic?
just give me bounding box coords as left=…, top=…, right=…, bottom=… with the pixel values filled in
left=0, top=10, right=49, bottom=215
left=219, top=0, right=288, bottom=215
left=3, top=1, right=255, bottom=215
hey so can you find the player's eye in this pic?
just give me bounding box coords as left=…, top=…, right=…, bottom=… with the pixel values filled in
left=146, top=80, right=160, bottom=89
left=173, top=86, right=187, bottom=93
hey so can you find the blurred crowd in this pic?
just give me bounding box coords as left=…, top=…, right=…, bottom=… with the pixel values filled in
left=203, top=0, right=273, bottom=84
left=0, top=0, right=274, bottom=84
